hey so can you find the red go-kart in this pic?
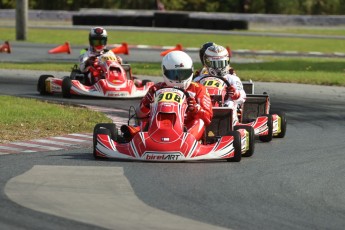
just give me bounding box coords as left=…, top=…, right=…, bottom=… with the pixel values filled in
left=198, top=75, right=287, bottom=142
left=37, top=53, right=154, bottom=98
left=93, top=87, right=254, bottom=162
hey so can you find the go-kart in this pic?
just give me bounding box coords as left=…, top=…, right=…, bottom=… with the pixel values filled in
left=37, top=53, right=154, bottom=98
left=198, top=75, right=286, bottom=142
left=93, top=87, right=254, bottom=161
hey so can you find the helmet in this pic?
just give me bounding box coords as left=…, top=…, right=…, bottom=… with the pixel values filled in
left=162, top=51, right=194, bottom=90
left=199, top=42, right=215, bottom=65
left=203, top=45, right=230, bottom=77
left=89, top=27, right=108, bottom=52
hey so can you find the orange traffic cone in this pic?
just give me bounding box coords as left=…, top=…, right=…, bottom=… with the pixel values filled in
left=48, top=42, right=71, bottom=54
left=160, top=44, right=183, bottom=56
left=0, top=41, right=11, bottom=53
left=112, top=42, right=129, bottom=55
left=226, top=46, right=232, bottom=57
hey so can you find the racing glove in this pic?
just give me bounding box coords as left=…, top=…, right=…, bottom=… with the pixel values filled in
left=226, top=85, right=240, bottom=100
left=187, top=97, right=201, bottom=113
left=141, top=85, right=157, bottom=108
left=229, top=67, right=236, bottom=75
left=86, top=56, right=97, bottom=67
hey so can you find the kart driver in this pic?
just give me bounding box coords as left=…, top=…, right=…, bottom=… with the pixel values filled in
left=79, top=27, right=122, bottom=84
left=194, top=44, right=246, bottom=124
left=194, top=42, right=236, bottom=78
left=121, top=50, right=213, bottom=141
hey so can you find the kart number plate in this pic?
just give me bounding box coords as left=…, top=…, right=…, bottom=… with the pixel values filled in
left=157, top=92, right=182, bottom=104
left=202, top=80, right=224, bottom=89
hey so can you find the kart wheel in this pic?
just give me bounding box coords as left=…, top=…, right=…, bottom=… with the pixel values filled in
left=259, top=114, right=273, bottom=142
left=93, top=123, right=117, bottom=141
left=93, top=128, right=110, bottom=159
left=37, top=75, right=53, bottom=95
left=62, top=77, right=72, bottom=98
left=234, top=125, right=255, bottom=157
left=226, top=131, right=242, bottom=162
left=274, top=111, right=287, bottom=138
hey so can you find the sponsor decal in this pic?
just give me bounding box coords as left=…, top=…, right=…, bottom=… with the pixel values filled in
left=143, top=151, right=183, bottom=160
left=107, top=92, right=128, bottom=97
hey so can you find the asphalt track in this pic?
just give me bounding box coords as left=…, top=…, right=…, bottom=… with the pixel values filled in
left=0, top=45, right=345, bottom=229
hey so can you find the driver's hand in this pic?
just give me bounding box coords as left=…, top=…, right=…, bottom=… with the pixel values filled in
left=86, top=57, right=96, bottom=67
left=142, top=85, right=157, bottom=108
left=187, top=97, right=200, bottom=113
left=226, top=85, right=240, bottom=100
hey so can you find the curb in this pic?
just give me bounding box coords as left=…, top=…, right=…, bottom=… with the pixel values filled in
left=0, top=106, right=129, bottom=156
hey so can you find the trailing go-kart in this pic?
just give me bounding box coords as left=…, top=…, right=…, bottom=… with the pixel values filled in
left=93, top=87, right=255, bottom=161
left=37, top=53, right=154, bottom=98
left=198, top=75, right=287, bottom=143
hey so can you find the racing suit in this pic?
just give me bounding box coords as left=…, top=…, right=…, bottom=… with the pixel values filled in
left=79, top=48, right=122, bottom=84
left=124, top=82, right=213, bottom=141
left=194, top=72, right=246, bottom=124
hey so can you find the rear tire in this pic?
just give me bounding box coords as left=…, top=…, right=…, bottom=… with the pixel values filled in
left=37, top=75, right=53, bottom=95
left=234, top=125, right=255, bottom=157
left=274, top=111, right=287, bottom=138
left=259, top=114, right=273, bottom=142
left=62, top=77, right=72, bottom=98
left=226, top=131, right=242, bottom=162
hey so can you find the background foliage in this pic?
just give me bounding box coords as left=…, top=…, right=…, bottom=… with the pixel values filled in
left=1, top=0, right=345, bottom=15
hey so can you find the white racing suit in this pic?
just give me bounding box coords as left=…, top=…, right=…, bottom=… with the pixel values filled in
left=194, top=72, right=246, bottom=125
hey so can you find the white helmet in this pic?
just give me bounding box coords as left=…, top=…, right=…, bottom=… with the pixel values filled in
left=203, top=45, right=230, bottom=77
left=161, top=51, right=194, bottom=89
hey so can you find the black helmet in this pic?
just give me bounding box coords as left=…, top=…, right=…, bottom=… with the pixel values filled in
left=89, top=27, right=108, bottom=52
left=199, top=42, right=216, bottom=65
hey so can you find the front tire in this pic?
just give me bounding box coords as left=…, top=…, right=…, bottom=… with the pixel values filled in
left=37, top=75, right=53, bottom=95
left=226, top=131, right=242, bottom=162
left=92, top=123, right=117, bottom=159
left=62, top=77, right=72, bottom=98
left=259, top=114, right=273, bottom=142
left=234, top=125, right=255, bottom=157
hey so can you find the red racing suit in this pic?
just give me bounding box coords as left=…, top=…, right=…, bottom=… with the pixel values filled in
left=135, top=81, right=213, bottom=141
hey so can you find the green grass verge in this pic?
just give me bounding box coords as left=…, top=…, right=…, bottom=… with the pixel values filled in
left=0, top=96, right=111, bottom=143
left=1, top=27, right=345, bottom=53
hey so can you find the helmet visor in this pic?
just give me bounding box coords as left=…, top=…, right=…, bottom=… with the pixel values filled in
left=205, top=59, right=228, bottom=69
left=91, top=38, right=107, bottom=46
left=164, top=68, right=193, bottom=82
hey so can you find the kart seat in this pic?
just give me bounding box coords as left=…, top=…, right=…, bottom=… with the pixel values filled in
left=206, top=107, right=233, bottom=138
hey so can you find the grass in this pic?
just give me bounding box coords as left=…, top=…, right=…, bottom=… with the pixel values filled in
left=0, top=96, right=111, bottom=143
left=1, top=27, right=345, bottom=53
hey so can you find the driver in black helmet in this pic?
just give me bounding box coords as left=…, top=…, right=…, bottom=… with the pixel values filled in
left=79, top=27, right=122, bottom=84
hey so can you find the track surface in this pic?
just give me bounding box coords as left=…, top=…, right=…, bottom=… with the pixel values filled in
left=0, top=47, right=345, bottom=229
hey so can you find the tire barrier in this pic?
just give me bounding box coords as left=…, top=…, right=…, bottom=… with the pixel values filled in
left=72, top=12, right=248, bottom=30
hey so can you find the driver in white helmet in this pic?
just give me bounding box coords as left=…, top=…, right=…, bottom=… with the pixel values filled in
left=194, top=44, right=246, bottom=124
left=121, top=51, right=213, bottom=141
left=79, top=27, right=122, bottom=85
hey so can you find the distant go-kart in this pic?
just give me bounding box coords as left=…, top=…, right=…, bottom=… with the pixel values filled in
left=93, top=86, right=255, bottom=162
left=198, top=75, right=287, bottom=143
left=37, top=53, right=154, bottom=98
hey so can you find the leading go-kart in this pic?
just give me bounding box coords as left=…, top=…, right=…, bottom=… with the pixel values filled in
left=37, top=53, right=154, bottom=98
left=93, top=87, right=255, bottom=162
left=198, top=75, right=287, bottom=142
